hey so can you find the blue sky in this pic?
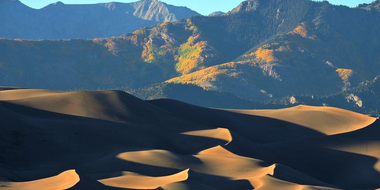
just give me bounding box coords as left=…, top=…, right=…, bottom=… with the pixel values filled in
left=20, top=0, right=375, bottom=15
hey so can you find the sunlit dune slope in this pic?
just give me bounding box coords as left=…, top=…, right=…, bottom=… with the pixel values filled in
left=0, top=170, right=79, bottom=190
left=0, top=87, right=379, bottom=190
left=98, top=169, right=190, bottom=189
left=228, top=105, right=377, bottom=135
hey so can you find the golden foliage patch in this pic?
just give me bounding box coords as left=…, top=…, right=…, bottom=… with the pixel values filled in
left=254, top=48, right=276, bottom=62
left=336, top=68, right=353, bottom=81
left=176, top=35, right=209, bottom=74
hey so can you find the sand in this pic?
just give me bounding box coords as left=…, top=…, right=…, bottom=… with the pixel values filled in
left=228, top=105, right=377, bottom=135
left=0, top=87, right=379, bottom=189
left=0, top=170, right=79, bottom=190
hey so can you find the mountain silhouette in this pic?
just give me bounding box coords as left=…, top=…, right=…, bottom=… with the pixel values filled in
left=0, top=0, right=200, bottom=39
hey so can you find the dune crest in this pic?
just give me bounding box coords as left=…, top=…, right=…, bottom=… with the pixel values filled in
left=0, top=170, right=79, bottom=190
left=98, top=169, right=189, bottom=189
left=0, top=89, right=61, bottom=101
left=197, top=145, right=240, bottom=157
left=182, top=128, right=232, bottom=145
left=228, top=105, right=377, bottom=135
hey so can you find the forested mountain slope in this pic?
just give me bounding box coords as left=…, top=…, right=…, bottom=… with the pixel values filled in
left=1, top=0, right=380, bottom=102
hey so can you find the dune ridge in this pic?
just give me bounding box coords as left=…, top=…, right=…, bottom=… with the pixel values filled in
left=0, top=88, right=379, bottom=189
left=98, top=169, right=190, bottom=189
left=228, top=105, right=377, bottom=135
left=0, top=170, right=79, bottom=190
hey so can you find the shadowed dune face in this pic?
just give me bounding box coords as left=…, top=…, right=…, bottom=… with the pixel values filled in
left=0, top=88, right=379, bottom=189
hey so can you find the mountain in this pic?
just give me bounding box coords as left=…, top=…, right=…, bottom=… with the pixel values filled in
left=358, top=0, right=380, bottom=11
left=267, top=75, right=380, bottom=116
left=208, top=11, right=225, bottom=16
left=1, top=0, right=380, bottom=101
left=1, top=87, right=379, bottom=189
left=167, top=0, right=380, bottom=100
left=0, top=22, right=193, bottom=90
left=228, top=0, right=260, bottom=13
left=120, top=82, right=260, bottom=109
left=0, top=0, right=200, bottom=39
left=126, top=75, right=380, bottom=117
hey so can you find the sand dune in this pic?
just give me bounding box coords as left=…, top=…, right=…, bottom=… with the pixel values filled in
left=182, top=128, right=232, bottom=145
left=114, top=146, right=273, bottom=179
left=98, top=169, right=189, bottom=189
left=248, top=175, right=340, bottom=190
left=0, top=87, right=379, bottom=189
left=0, top=89, right=61, bottom=101
left=229, top=105, right=377, bottom=135
left=0, top=170, right=79, bottom=190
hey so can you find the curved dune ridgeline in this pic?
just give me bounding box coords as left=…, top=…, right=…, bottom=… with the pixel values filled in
left=0, top=87, right=380, bottom=189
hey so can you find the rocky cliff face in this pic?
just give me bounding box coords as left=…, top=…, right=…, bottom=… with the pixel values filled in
left=228, top=0, right=260, bottom=14
left=133, top=0, right=183, bottom=21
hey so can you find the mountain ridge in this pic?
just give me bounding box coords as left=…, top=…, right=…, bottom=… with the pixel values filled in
left=0, top=0, right=200, bottom=40
left=209, top=11, right=225, bottom=17
left=358, top=0, right=380, bottom=11
left=166, top=0, right=380, bottom=100
left=1, top=0, right=380, bottom=106
left=228, top=0, right=260, bottom=14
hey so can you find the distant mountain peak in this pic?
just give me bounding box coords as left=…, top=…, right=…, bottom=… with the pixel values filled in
left=137, top=0, right=161, bottom=4
left=209, top=11, right=225, bottom=17
left=45, top=1, right=64, bottom=7
left=358, top=0, right=380, bottom=11
left=0, top=0, right=199, bottom=39
left=229, top=0, right=260, bottom=14
left=133, top=0, right=177, bottom=21
left=54, top=1, right=65, bottom=6
left=103, top=2, right=118, bottom=10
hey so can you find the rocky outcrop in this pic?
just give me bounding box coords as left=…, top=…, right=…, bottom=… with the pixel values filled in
left=208, top=11, right=225, bottom=17
left=357, top=0, right=380, bottom=11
